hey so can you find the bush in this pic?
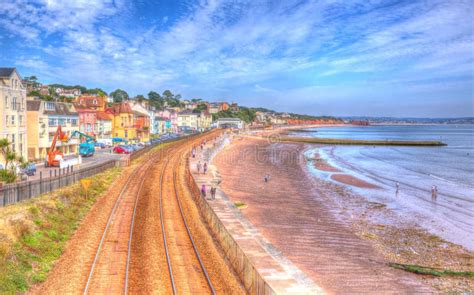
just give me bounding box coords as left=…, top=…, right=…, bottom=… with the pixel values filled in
left=0, top=169, right=17, bottom=184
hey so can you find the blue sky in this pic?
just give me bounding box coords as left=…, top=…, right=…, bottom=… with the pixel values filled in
left=0, top=0, right=472, bottom=117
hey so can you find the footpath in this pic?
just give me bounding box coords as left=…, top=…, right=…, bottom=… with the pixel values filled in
left=189, top=133, right=323, bottom=294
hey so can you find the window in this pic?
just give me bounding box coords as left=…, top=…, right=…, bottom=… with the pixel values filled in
left=5, top=96, right=8, bottom=109
left=19, top=115, right=23, bottom=125
left=12, top=97, right=17, bottom=110
left=11, top=134, right=15, bottom=151
left=45, top=102, right=55, bottom=110
left=93, top=99, right=97, bottom=105
left=58, top=118, right=66, bottom=126
left=71, top=119, right=77, bottom=126
left=5, top=115, right=8, bottom=126
left=10, top=115, right=15, bottom=125
left=49, top=118, right=57, bottom=126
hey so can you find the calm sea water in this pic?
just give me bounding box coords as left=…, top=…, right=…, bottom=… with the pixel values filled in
left=295, top=125, right=474, bottom=250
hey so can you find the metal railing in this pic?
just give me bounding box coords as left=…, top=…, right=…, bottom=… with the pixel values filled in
left=0, top=160, right=116, bottom=207
left=0, top=135, right=194, bottom=207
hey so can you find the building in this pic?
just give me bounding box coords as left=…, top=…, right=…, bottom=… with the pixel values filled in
left=56, top=88, right=81, bottom=98
left=208, top=103, right=220, bottom=114
left=215, top=118, right=244, bottom=129
left=156, top=109, right=178, bottom=133
left=197, top=111, right=212, bottom=131
left=96, top=111, right=113, bottom=139
left=131, top=105, right=150, bottom=142
left=74, top=95, right=107, bottom=136
left=26, top=99, right=79, bottom=161
left=177, top=109, right=199, bottom=131
left=219, top=102, right=230, bottom=111
left=107, top=102, right=136, bottom=142
left=154, top=117, right=168, bottom=134
left=0, top=68, right=27, bottom=163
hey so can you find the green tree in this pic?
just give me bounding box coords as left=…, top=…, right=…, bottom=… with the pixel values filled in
left=148, top=91, right=164, bottom=109
left=191, top=98, right=202, bottom=103
left=135, top=94, right=146, bottom=102
left=84, top=88, right=107, bottom=97
left=110, top=89, right=129, bottom=103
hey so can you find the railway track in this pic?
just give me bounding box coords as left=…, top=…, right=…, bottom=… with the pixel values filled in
left=82, top=133, right=221, bottom=294
left=159, top=147, right=216, bottom=294
left=83, top=145, right=164, bottom=294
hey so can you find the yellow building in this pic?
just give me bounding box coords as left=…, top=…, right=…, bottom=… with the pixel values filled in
left=108, top=102, right=137, bottom=142
left=198, top=111, right=212, bottom=131
left=26, top=98, right=79, bottom=161
left=0, top=68, right=27, bottom=164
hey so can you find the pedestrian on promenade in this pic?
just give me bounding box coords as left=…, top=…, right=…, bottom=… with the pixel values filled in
left=210, top=185, right=216, bottom=200
left=264, top=175, right=268, bottom=183
left=396, top=182, right=400, bottom=195
left=197, top=161, right=202, bottom=174
left=203, top=162, right=208, bottom=174
left=434, top=185, right=438, bottom=201
left=192, top=147, right=196, bottom=158
left=201, top=184, right=207, bottom=198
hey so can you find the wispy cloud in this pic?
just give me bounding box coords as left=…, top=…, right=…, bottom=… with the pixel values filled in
left=0, top=0, right=472, bottom=116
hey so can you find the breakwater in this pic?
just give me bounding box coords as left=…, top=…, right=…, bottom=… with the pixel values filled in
left=279, top=137, right=446, bottom=146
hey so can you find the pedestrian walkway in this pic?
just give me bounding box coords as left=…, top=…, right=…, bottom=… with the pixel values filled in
left=190, top=135, right=323, bottom=294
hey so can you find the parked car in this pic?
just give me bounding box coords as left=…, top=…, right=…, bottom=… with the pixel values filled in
left=113, top=145, right=131, bottom=154
left=94, top=142, right=107, bottom=149
left=22, top=163, right=37, bottom=176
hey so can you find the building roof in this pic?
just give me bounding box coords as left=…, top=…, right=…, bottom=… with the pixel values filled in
left=0, top=67, right=15, bottom=77
left=44, top=102, right=78, bottom=116
left=97, top=111, right=113, bottom=120
left=75, top=95, right=105, bottom=108
left=216, top=117, right=242, bottom=122
left=178, top=109, right=197, bottom=115
left=107, top=102, right=133, bottom=114
left=26, top=100, right=41, bottom=111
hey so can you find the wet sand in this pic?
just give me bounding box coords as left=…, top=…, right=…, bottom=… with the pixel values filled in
left=214, top=137, right=474, bottom=293
left=330, top=174, right=379, bottom=189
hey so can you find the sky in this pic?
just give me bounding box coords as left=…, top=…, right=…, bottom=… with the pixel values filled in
left=0, top=0, right=473, bottom=117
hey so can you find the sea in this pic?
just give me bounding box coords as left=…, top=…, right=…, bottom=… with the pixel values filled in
left=292, top=125, right=474, bottom=251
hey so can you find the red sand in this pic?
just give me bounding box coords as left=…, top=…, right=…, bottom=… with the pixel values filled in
left=213, top=138, right=432, bottom=294
left=331, top=173, right=379, bottom=189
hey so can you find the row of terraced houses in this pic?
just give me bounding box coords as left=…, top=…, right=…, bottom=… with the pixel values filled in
left=0, top=68, right=218, bottom=164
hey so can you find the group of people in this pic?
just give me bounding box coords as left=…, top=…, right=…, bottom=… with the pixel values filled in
left=201, top=183, right=217, bottom=200
left=196, top=161, right=208, bottom=174
left=395, top=182, right=439, bottom=201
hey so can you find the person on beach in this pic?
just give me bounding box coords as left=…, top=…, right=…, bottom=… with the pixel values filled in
left=396, top=182, right=400, bottom=195
left=264, top=175, right=268, bottom=183
left=192, top=147, right=196, bottom=158
left=203, top=162, right=208, bottom=174
left=197, top=161, right=202, bottom=174
left=431, top=185, right=438, bottom=201
left=201, top=184, right=207, bottom=198
left=434, top=185, right=438, bottom=200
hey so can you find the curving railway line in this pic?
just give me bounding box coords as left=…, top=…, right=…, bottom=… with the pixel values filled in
left=78, top=132, right=239, bottom=294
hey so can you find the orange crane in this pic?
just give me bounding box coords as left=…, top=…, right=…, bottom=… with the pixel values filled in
left=45, top=125, right=69, bottom=167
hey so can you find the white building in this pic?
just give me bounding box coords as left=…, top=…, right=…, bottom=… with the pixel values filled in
left=215, top=118, right=244, bottom=129
left=0, top=68, right=27, bottom=163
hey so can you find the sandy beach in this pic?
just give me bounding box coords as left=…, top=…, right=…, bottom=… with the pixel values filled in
left=213, top=135, right=473, bottom=293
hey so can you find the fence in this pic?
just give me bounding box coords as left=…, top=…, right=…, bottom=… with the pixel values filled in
left=0, top=136, right=187, bottom=207
left=1, top=160, right=117, bottom=207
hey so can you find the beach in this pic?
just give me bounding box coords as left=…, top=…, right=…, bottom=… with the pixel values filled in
left=213, top=135, right=474, bottom=293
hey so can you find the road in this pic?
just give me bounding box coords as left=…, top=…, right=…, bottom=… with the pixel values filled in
left=25, top=148, right=124, bottom=181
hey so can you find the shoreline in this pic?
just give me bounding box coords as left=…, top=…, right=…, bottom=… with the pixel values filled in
left=213, top=135, right=473, bottom=293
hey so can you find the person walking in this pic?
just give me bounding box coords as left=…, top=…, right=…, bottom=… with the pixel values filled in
left=197, top=161, right=202, bottom=174
left=396, top=182, right=400, bottom=195
left=434, top=185, right=438, bottom=201
left=203, top=162, right=208, bottom=174
left=210, top=185, right=216, bottom=200
left=264, top=175, right=268, bottom=183
left=192, top=147, right=196, bottom=158
left=201, top=184, right=207, bottom=198
left=431, top=185, right=436, bottom=201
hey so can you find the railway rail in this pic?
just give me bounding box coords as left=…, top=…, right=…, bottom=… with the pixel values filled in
left=159, top=151, right=216, bottom=294
left=82, top=132, right=222, bottom=294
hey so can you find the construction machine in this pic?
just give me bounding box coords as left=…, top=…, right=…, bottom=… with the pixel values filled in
left=45, top=125, right=69, bottom=167
left=69, top=131, right=96, bottom=157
